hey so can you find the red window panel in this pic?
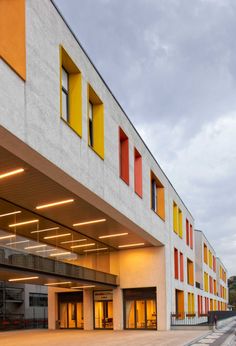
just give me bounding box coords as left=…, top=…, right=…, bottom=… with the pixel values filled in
left=174, top=248, right=179, bottom=280
left=213, top=256, right=216, bottom=272
left=119, top=127, right=129, bottom=185
left=209, top=276, right=213, bottom=294
left=198, top=295, right=202, bottom=316
left=134, top=148, right=142, bottom=197
left=186, top=219, right=189, bottom=246
left=190, top=224, right=193, bottom=249
left=218, top=301, right=221, bottom=311
left=180, top=252, right=184, bottom=282
left=205, top=297, right=209, bottom=314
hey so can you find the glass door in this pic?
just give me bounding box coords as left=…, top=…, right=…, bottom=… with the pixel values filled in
left=94, top=301, right=113, bottom=329
left=125, top=299, right=157, bottom=329
left=136, top=300, right=145, bottom=328
left=60, top=303, right=68, bottom=328
left=59, top=302, right=83, bottom=329
left=146, top=299, right=157, bottom=329
left=68, top=303, right=76, bottom=328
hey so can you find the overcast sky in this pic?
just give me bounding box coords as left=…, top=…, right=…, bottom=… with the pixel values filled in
left=54, top=0, right=236, bottom=276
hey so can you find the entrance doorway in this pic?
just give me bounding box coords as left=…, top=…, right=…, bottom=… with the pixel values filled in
left=94, top=291, right=113, bottom=329
left=124, top=288, right=157, bottom=330
left=58, top=292, right=83, bottom=329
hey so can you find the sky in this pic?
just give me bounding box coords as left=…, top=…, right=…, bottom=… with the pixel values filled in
left=54, top=0, right=236, bottom=276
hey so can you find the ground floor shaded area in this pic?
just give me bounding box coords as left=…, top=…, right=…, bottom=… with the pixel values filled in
left=0, top=329, right=209, bottom=346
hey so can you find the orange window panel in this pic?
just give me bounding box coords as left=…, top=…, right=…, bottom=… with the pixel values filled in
left=186, top=219, right=189, bottom=246
left=198, top=295, right=202, bottom=316
left=150, top=171, right=165, bottom=220
left=119, top=128, right=129, bottom=185
left=187, top=258, right=194, bottom=286
left=134, top=148, right=142, bottom=197
left=180, top=252, right=184, bottom=282
left=174, top=248, right=179, bottom=280
left=204, top=243, right=208, bottom=264
left=190, top=224, right=193, bottom=249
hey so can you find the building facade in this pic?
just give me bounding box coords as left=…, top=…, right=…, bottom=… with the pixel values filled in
left=0, top=0, right=228, bottom=331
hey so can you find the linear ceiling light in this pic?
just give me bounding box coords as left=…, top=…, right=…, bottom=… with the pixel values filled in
left=9, top=219, right=39, bottom=228
left=6, top=240, right=29, bottom=245
left=36, top=199, right=74, bottom=210
left=118, top=243, right=145, bottom=248
left=0, top=168, right=24, bottom=180
left=9, top=276, right=39, bottom=282
left=0, top=234, right=16, bottom=240
left=73, top=219, right=106, bottom=227
left=50, top=251, right=71, bottom=257
left=84, top=247, right=108, bottom=253
left=44, top=233, right=71, bottom=240
left=24, top=244, right=47, bottom=250
left=0, top=211, right=21, bottom=218
left=99, top=232, right=128, bottom=239
left=70, top=243, right=95, bottom=249
left=36, top=248, right=57, bottom=253
left=71, top=285, right=95, bottom=289
left=31, top=227, right=59, bottom=234
left=45, top=281, right=72, bottom=286
left=60, top=239, right=87, bottom=244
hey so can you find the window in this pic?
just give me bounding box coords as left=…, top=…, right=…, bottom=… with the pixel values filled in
left=180, top=252, right=184, bottom=282
left=209, top=276, right=213, bottom=294
left=188, top=293, right=194, bottom=315
left=213, top=279, right=217, bottom=295
left=29, top=293, right=48, bottom=307
left=173, top=202, right=182, bottom=238
left=150, top=171, right=165, bottom=220
left=209, top=250, right=213, bottom=269
left=203, top=243, right=208, bottom=264
left=186, top=219, right=189, bottom=246
left=88, top=84, right=104, bottom=159
left=119, top=128, right=129, bottom=184
left=204, top=272, right=208, bottom=292
left=189, top=224, right=193, bottom=249
left=174, top=248, right=179, bottom=280
left=187, top=258, right=194, bottom=286
left=60, top=46, right=82, bottom=136
left=198, top=295, right=202, bottom=316
left=178, top=209, right=183, bottom=238
left=134, top=148, right=142, bottom=197
left=213, top=256, right=216, bottom=272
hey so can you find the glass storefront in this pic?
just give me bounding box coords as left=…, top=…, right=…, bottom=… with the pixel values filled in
left=124, top=288, right=157, bottom=330
left=58, top=292, right=83, bottom=329
left=94, top=291, right=113, bottom=329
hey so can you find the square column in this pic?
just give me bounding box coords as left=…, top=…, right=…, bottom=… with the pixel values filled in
left=83, top=289, right=94, bottom=330
left=113, top=287, right=123, bottom=330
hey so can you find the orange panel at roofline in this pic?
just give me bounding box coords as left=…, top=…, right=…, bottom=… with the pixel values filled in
left=0, top=0, right=26, bottom=80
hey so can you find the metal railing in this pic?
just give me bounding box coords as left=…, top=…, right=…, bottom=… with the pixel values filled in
left=171, top=312, right=208, bottom=326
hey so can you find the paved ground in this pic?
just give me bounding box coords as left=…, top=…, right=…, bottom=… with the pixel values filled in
left=0, top=329, right=209, bottom=346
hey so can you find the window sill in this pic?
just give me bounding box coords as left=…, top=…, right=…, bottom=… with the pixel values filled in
left=60, top=117, right=82, bottom=138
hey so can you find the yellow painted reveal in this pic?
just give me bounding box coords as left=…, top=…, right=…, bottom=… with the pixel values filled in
left=188, top=293, right=194, bottom=314
left=60, top=46, right=82, bottom=137
left=173, top=202, right=178, bottom=233
left=204, top=272, right=208, bottom=292
left=178, top=208, right=183, bottom=238
left=88, top=84, right=104, bottom=159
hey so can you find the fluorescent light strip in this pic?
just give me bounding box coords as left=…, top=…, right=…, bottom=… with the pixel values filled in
left=25, top=244, right=47, bottom=250
left=0, top=211, right=21, bottom=218
left=9, top=219, right=39, bottom=228
left=118, top=243, right=145, bottom=248
left=9, top=276, right=39, bottom=282
left=0, top=234, right=16, bottom=240
left=44, top=233, right=71, bottom=240
left=70, top=243, right=95, bottom=249
left=50, top=251, right=71, bottom=257
left=0, top=168, right=24, bottom=179
left=99, top=232, right=128, bottom=239
left=6, top=240, right=29, bottom=245
left=72, top=285, right=95, bottom=289
left=31, top=227, right=59, bottom=234
left=45, top=281, right=72, bottom=286
left=36, top=249, right=57, bottom=253
left=60, top=239, right=87, bottom=244
left=84, top=247, right=108, bottom=253
left=73, top=219, right=106, bottom=227
left=36, top=199, right=74, bottom=210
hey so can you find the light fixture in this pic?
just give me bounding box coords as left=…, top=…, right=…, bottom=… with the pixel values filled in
left=44, top=233, right=71, bottom=240
left=6, top=240, right=29, bottom=245
left=0, top=211, right=21, bottom=218
left=50, top=251, right=71, bottom=257
left=99, top=232, right=128, bottom=239
left=31, top=227, right=59, bottom=234
left=0, top=234, right=16, bottom=240
left=84, top=247, right=108, bottom=253
left=45, top=281, right=72, bottom=286
left=0, top=168, right=24, bottom=180
left=9, top=219, right=39, bottom=228
left=36, top=199, right=74, bottom=210
left=9, top=276, right=39, bottom=282
left=24, top=244, right=47, bottom=250
left=70, top=243, right=95, bottom=249
left=71, top=285, right=95, bottom=289
left=73, top=219, right=106, bottom=227
left=36, top=248, right=57, bottom=253
left=60, top=239, right=87, bottom=244
left=118, top=243, right=145, bottom=248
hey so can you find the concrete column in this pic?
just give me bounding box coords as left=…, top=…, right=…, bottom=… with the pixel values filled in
left=113, top=287, right=123, bottom=330
left=83, top=289, right=94, bottom=330
left=48, top=287, right=57, bottom=330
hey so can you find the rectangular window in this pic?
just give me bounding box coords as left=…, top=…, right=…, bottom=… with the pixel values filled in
left=209, top=250, right=213, bottom=269
left=187, top=258, right=194, bottom=286
left=88, top=84, right=104, bottom=159
left=209, top=276, right=213, bottom=294
left=186, top=219, right=189, bottom=246
left=179, top=252, right=184, bottom=282
left=213, top=279, right=217, bottom=295
left=173, top=202, right=178, bottom=234
left=178, top=208, right=183, bottom=238
left=150, top=171, right=165, bottom=220
left=60, top=46, right=82, bottom=136
left=134, top=148, right=142, bottom=197
left=198, top=295, right=202, bottom=316
left=204, top=272, right=209, bottom=292
left=174, top=248, right=179, bottom=280
left=119, top=128, right=129, bottom=184
left=29, top=293, right=48, bottom=307
left=187, top=293, right=194, bottom=315
left=204, top=244, right=208, bottom=264
left=189, top=224, right=193, bottom=249
left=205, top=297, right=209, bottom=314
